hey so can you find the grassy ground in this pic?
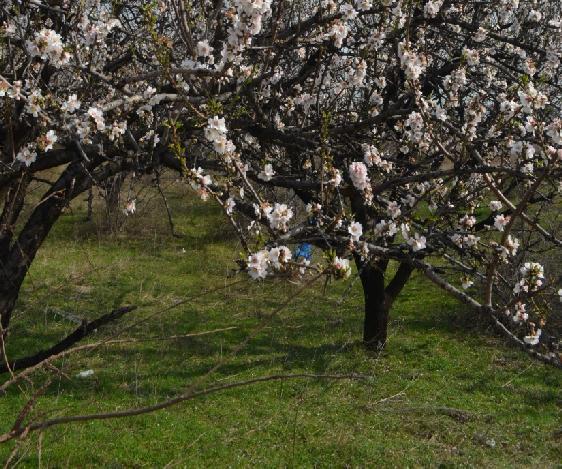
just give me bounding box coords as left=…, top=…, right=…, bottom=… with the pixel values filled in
left=0, top=180, right=561, bottom=467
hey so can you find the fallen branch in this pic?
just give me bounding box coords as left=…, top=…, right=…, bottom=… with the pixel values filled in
left=0, top=306, right=137, bottom=374
left=0, top=372, right=371, bottom=443
left=0, top=326, right=238, bottom=394
left=1, top=279, right=248, bottom=391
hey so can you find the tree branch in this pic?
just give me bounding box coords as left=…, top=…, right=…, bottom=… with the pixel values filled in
left=385, top=262, right=414, bottom=305
left=0, top=373, right=372, bottom=443
left=0, top=306, right=137, bottom=374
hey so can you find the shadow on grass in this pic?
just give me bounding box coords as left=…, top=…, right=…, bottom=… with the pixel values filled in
left=401, top=308, right=491, bottom=336
left=3, top=284, right=495, bottom=402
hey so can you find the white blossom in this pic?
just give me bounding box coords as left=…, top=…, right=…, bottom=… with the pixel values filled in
left=258, top=163, right=275, bottom=181
left=27, top=28, right=70, bottom=67
left=37, top=130, right=57, bottom=152
left=512, top=302, right=528, bottom=324
left=267, top=203, right=293, bottom=231
left=247, top=250, right=269, bottom=280
left=196, top=40, right=213, bottom=58
left=268, top=246, right=291, bottom=269
left=87, top=107, right=106, bottom=131
left=349, top=162, right=370, bottom=191
left=424, top=0, right=444, bottom=18
left=62, top=94, right=81, bottom=113
left=407, top=233, right=427, bottom=252
left=225, top=197, right=236, bottom=215
left=16, top=143, right=38, bottom=167
left=493, top=214, right=510, bottom=232
left=489, top=201, right=503, bottom=211
left=348, top=221, right=363, bottom=241
left=332, top=257, right=351, bottom=278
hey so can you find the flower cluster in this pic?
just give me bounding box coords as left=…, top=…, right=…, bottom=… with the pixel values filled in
left=61, top=94, right=81, bottom=114
left=493, top=214, right=510, bottom=232
left=510, top=302, right=528, bottom=324
left=328, top=20, right=349, bottom=48
left=363, top=145, right=392, bottom=172
left=205, top=116, right=236, bottom=155
left=16, top=143, right=38, bottom=167
left=265, top=203, right=294, bottom=232
left=349, top=162, right=370, bottom=191
left=451, top=233, right=480, bottom=250
left=424, top=0, right=444, bottom=18
left=88, top=107, right=105, bottom=131
left=36, top=130, right=57, bottom=152
left=247, top=246, right=291, bottom=280
left=190, top=167, right=213, bottom=200
left=227, top=0, right=273, bottom=53
left=513, top=262, right=545, bottom=294
left=258, top=163, right=275, bottom=181
left=401, top=224, right=427, bottom=252
left=27, top=28, right=70, bottom=67
left=398, top=42, right=427, bottom=82
left=332, top=257, right=351, bottom=279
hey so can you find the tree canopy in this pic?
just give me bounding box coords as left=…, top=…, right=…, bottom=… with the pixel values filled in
left=1, top=0, right=561, bottom=367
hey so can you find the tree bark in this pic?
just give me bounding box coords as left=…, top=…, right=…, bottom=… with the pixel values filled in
left=0, top=159, right=94, bottom=336
left=356, top=258, right=414, bottom=350
left=0, top=293, right=18, bottom=335
left=86, top=187, right=94, bottom=221
left=356, top=257, right=389, bottom=350
left=0, top=268, right=24, bottom=337
left=104, top=174, right=124, bottom=232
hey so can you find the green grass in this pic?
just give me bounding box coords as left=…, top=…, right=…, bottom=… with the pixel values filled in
left=1, top=182, right=561, bottom=467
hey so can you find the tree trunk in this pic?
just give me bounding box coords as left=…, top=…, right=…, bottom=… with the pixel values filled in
left=0, top=271, right=22, bottom=338
left=356, top=257, right=414, bottom=350
left=0, top=160, right=95, bottom=338
left=104, top=174, right=124, bottom=232
left=0, top=294, right=17, bottom=333
left=86, top=187, right=94, bottom=221
left=356, top=258, right=389, bottom=350
left=363, top=293, right=389, bottom=350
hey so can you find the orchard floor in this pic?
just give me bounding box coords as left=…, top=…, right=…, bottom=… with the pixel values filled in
left=1, top=183, right=560, bottom=467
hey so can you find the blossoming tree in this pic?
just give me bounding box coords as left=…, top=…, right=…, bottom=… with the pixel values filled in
left=1, top=0, right=561, bottom=370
